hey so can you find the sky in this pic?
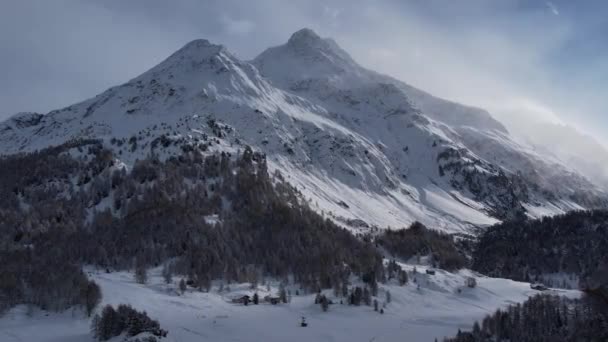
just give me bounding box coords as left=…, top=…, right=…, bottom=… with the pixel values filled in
left=0, top=0, right=606, bottom=144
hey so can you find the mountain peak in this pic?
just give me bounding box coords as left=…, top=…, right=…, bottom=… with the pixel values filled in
left=285, top=28, right=348, bottom=59
left=172, top=38, right=227, bottom=59
left=142, top=38, right=234, bottom=78
left=253, top=28, right=359, bottom=85
left=287, top=28, right=323, bottom=47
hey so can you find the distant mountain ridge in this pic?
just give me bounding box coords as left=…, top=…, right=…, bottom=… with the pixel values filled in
left=1, top=28, right=606, bottom=233
left=506, top=119, right=608, bottom=191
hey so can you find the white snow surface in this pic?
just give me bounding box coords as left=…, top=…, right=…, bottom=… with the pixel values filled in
left=0, top=28, right=605, bottom=232
left=0, top=266, right=581, bottom=342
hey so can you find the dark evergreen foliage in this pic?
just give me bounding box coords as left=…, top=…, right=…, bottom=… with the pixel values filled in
left=0, top=141, right=383, bottom=313
left=91, top=304, right=167, bottom=341
left=315, top=293, right=330, bottom=312
left=472, top=210, right=608, bottom=290
left=347, top=286, right=374, bottom=306
left=443, top=294, right=608, bottom=342
left=0, top=247, right=101, bottom=314
left=84, top=280, right=102, bottom=317
left=377, top=222, right=467, bottom=271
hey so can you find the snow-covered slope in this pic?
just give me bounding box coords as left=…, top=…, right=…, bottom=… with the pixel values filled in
left=0, top=265, right=581, bottom=342
left=508, top=120, right=608, bottom=191
left=1, top=28, right=606, bottom=232
left=253, top=29, right=607, bottom=224
left=254, top=28, right=507, bottom=134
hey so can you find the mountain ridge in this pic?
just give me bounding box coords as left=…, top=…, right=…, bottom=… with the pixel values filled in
left=1, top=28, right=606, bottom=232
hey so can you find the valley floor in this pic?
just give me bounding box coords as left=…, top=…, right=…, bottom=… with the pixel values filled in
left=0, top=265, right=580, bottom=342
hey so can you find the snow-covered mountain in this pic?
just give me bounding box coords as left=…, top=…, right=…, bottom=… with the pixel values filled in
left=1, top=28, right=606, bottom=232
left=505, top=119, right=608, bottom=191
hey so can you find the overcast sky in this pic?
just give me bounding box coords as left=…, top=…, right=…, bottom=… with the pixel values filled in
left=1, top=0, right=606, bottom=143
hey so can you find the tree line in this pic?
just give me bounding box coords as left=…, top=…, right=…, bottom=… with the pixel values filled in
left=472, top=210, right=608, bottom=294
left=443, top=294, right=608, bottom=342
left=91, top=304, right=167, bottom=341
left=0, top=140, right=388, bottom=314
left=376, top=221, right=467, bottom=271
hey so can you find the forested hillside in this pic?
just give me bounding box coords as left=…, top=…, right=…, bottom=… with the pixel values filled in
left=3, top=29, right=607, bottom=235
left=445, top=209, right=608, bottom=341
left=376, top=222, right=468, bottom=271
left=3, top=139, right=608, bottom=341
left=444, top=294, right=608, bottom=342
left=472, top=210, right=608, bottom=294
left=0, top=140, right=385, bottom=314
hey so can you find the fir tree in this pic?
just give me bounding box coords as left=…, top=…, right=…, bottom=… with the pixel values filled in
left=179, top=279, right=187, bottom=294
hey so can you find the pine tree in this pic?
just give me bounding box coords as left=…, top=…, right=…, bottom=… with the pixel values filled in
left=370, top=278, right=378, bottom=297
left=127, top=310, right=144, bottom=337
left=84, top=280, right=102, bottom=317
left=320, top=295, right=329, bottom=312
left=90, top=313, right=101, bottom=340
left=472, top=321, right=481, bottom=337
left=179, top=279, right=187, bottom=294
left=353, top=287, right=363, bottom=306
left=399, top=270, right=408, bottom=286
left=333, top=282, right=340, bottom=297
left=279, top=284, right=287, bottom=303
left=341, top=280, right=349, bottom=297
left=363, top=287, right=371, bottom=306
left=97, top=305, right=119, bottom=341
left=134, top=259, right=148, bottom=284
left=162, top=263, right=173, bottom=284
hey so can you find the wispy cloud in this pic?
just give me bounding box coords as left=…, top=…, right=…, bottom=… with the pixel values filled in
left=323, top=6, right=342, bottom=20
left=220, top=15, right=255, bottom=36
left=0, top=0, right=606, bottom=145
left=546, top=1, right=560, bottom=16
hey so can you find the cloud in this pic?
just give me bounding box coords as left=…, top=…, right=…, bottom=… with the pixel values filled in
left=220, top=15, right=255, bottom=36
left=491, top=98, right=565, bottom=135
left=369, top=48, right=399, bottom=60
left=0, top=0, right=606, bottom=148
left=546, top=2, right=560, bottom=16
left=323, top=6, right=342, bottom=20
left=508, top=98, right=563, bottom=125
